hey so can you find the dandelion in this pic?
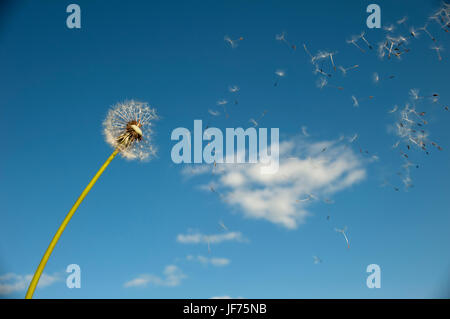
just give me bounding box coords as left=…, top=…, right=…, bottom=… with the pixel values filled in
left=409, top=26, right=420, bottom=38
left=25, top=100, right=158, bottom=299
left=276, top=32, right=296, bottom=50
left=338, top=64, right=359, bottom=76
left=316, top=77, right=328, bottom=89
left=419, top=23, right=436, bottom=42
left=313, top=256, right=322, bottom=264
left=397, top=16, right=408, bottom=30
left=351, top=95, right=359, bottom=107
left=275, top=69, right=285, bottom=77
left=346, top=35, right=365, bottom=53
left=218, top=220, right=229, bottom=231
left=431, top=45, right=443, bottom=61
left=383, top=24, right=395, bottom=32
left=208, top=109, right=220, bottom=116
left=274, top=69, right=285, bottom=86
left=388, top=105, right=398, bottom=113
left=314, top=64, right=332, bottom=77
left=349, top=133, right=358, bottom=143
left=335, top=226, right=350, bottom=249
left=373, top=72, right=380, bottom=83
left=409, top=88, right=421, bottom=100
left=224, top=35, right=244, bottom=48
left=229, top=85, right=240, bottom=93
left=359, top=31, right=373, bottom=49
left=103, top=101, right=158, bottom=161
left=301, top=126, right=309, bottom=137
left=303, top=43, right=315, bottom=62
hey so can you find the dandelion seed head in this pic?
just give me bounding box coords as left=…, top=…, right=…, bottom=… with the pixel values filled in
left=103, top=100, right=158, bottom=161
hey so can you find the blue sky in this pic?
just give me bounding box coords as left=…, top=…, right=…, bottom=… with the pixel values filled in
left=0, top=0, right=449, bottom=298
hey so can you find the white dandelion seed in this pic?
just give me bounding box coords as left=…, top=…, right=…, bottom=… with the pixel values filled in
left=431, top=45, right=443, bottom=61
left=274, top=69, right=286, bottom=86
left=224, top=35, right=244, bottom=48
left=218, top=220, right=228, bottom=231
left=103, top=100, right=159, bottom=161
left=301, top=126, right=309, bottom=137
left=349, top=133, right=358, bottom=143
left=373, top=72, right=380, bottom=83
left=397, top=16, right=408, bottom=27
left=275, top=69, right=285, bottom=77
left=335, top=226, right=350, bottom=249
left=216, top=99, right=228, bottom=105
left=208, top=109, right=220, bottom=116
left=419, top=23, right=436, bottom=42
left=229, top=85, right=240, bottom=93
left=409, top=88, right=421, bottom=100
left=346, top=35, right=365, bottom=52
left=351, top=95, right=359, bottom=107
left=316, top=77, right=328, bottom=89
left=409, top=26, right=420, bottom=38
left=360, top=31, right=373, bottom=49
left=388, top=105, right=398, bottom=113
left=383, top=24, right=395, bottom=32
left=338, top=64, right=359, bottom=76
left=313, top=256, right=322, bottom=264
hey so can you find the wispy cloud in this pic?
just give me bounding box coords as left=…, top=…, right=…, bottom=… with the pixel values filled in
left=0, top=272, right=61, bottom=295
left=210, top=295, right=244, bottom=299
left=176, top=231, right=247, bottom=244
left=183, top=136, right=366, bottom=229
left=123, top=265, right=186, bottom=288
left=186, top=255, right=231, bottom=267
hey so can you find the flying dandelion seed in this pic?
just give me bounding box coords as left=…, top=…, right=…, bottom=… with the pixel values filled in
left=383, top=24, right=396, bottom=32
left=410, top=27, right=420, bottom=39
left=208, top=109, right=220, bottom=116
left=373, top=72, right=380, bottom=83
left=349, top=133, right=358, bottom=143
left=419, top=23, right=436, bottom=42
left=338, top=64, right=359, bottom=76
left=316, top=77, right=328, bottom=89
left=313, top=256, right=322, bottom=264
left=359, top=31, right=373, bottom=49
left=25, top=100, right=158, bottom=299
left=229, top=85, right=240, bottom=93
left=224, top=35, right=244, bottom=48
left=431, top=45, right=443, bottom=61
left=335, top=226, right=350, bottom=249
left=346, top=35, right=365, bottom=53
left=274, top=69, right=285, bottom=86
left=301, top=126, right=309, bottom=137
left=388, top=105, right=398, bottom=113
left=276, top=32, right=296, bottom=50
left=351, top=95, right=359, bottom=107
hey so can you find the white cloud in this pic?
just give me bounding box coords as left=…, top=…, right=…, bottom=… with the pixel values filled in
left=176, top=231, right=247, bottom=244
left=183, top=136, right=367, bottom=229
left=210, top=295, right=244, bottom=299
left=0, top=272, right=61, bottom=295
left=186, top=255, right=230, bottom=267
left=123, top=265, right=186, bottom=288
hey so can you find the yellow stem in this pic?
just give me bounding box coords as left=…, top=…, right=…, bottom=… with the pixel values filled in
left=25, top=148, right=120, bottom=299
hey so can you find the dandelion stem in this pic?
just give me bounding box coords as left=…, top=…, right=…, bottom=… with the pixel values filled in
left=25, top=148, right=120, bottom=299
